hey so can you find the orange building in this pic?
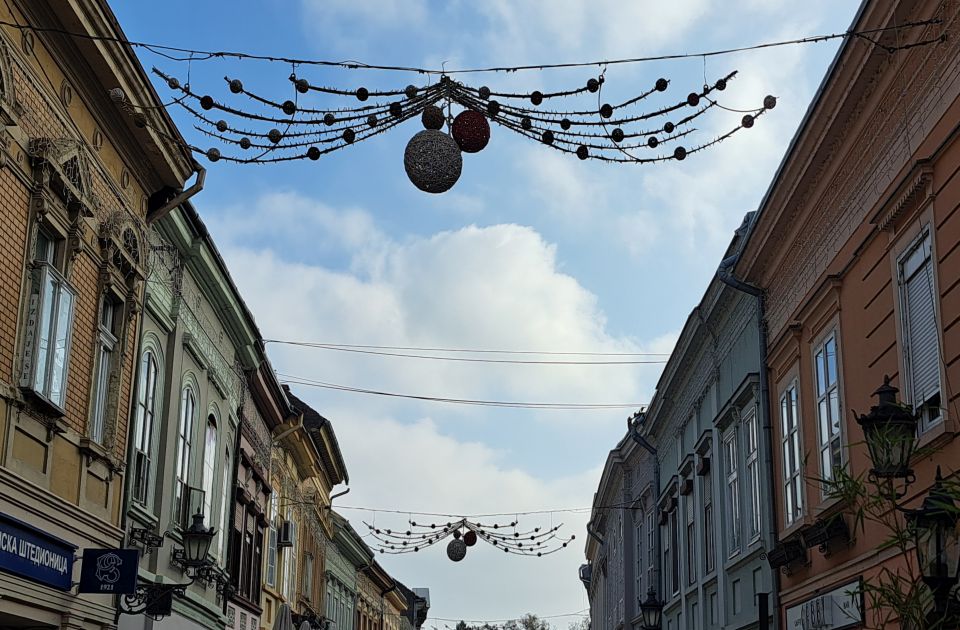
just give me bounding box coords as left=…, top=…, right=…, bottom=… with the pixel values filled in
left=729, top=0, right=960, bottom=627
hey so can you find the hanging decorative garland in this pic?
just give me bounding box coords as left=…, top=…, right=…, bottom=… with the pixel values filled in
left=152, top=66, right=776, bottom=193
left=364, top=517, right=575, bottom=561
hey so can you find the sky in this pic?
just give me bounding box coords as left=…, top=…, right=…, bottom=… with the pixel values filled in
left=115, top=1, right=860, bottom=626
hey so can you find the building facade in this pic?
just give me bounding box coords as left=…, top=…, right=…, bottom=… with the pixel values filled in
left=0, top=0, right=193, bottom=627
left=730, top=0, right=960, bottom=627
left=585, top=220, right=776, bottom=630
left=121, top=201, right=260, bottom=630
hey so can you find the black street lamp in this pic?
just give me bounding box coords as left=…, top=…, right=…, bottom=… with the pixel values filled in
left=855, top=376, right=919, bottom=485
left=181, top=509, right=216, bottom=567
left=639, top=588, right=664, bottom=630
left=906, top=467, right=960, bottom=622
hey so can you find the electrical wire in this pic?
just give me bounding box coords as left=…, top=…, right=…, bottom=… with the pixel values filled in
left=0, top=18, right=940, bottom=74
left=332, top=501, right=638, bottom=518
left=270, top=341, right=668, bottom=365
left=264, top=339, right=671, bottom=356
left=277, top=373, right=647, bottom=410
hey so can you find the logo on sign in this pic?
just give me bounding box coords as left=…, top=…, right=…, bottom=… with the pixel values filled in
left=95, top=552, right=122, bottom=584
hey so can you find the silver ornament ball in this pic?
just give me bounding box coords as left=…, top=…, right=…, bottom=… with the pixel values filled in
left=403, top=130, right=463, bottom=194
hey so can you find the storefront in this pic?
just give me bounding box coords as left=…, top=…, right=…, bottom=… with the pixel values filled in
left=784, top=579, right=863, bottom=630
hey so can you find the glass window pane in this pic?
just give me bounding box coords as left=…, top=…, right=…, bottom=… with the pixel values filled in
left=49, top=284, right=73, bottom=407
left=829, top=389, right=841, bottom=436
left=815, top=349, right=826, bottom=396
left=825, top=337, right=837, bottom=387
left=33, top=270, right=55, bottom=393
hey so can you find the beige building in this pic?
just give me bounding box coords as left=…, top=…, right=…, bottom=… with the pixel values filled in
left=0, top=0, right=195, bottom=628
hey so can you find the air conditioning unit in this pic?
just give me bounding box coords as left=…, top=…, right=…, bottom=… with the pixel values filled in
left=278, top=520, right=294, bottom=548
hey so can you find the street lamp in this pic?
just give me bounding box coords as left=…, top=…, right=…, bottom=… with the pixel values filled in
left=181, top=509, right=216, bottom=568
left=906, top=467, right=960, bottom=621
left=855, top=376, right=919, bottom=484
left=639, top=588, right=663, bottom=630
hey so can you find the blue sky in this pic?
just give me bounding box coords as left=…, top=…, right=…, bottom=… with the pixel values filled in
left=117, top=0, right=859, bottom=624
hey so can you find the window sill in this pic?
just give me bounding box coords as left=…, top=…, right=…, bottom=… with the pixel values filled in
left=79, top=437, right=119, bottom=474
left=813, top=494, right=848, bottom=520
left=915, top=419, right=953, bottom=454
left=128, top=501, right=159, bottom=528
left=21, top=387, right=66, bottom=419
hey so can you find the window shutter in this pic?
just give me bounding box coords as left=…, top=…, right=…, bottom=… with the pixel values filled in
left=903, top=247, right=940, bottom=406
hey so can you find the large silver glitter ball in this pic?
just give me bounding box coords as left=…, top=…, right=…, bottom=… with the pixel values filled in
left=404, top=130, right=462, bottom=194
left=447, top=538, right=467, bottom=562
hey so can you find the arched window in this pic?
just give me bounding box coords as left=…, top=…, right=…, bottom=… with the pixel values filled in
left=132, top=349, right=160, bottom=505
left=174, top=386, right=196, bottom=525
left=202, top=414, right=218, bottom=527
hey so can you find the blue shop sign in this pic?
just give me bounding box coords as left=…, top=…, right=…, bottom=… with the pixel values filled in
left=0, top=512, right=76, bottom=591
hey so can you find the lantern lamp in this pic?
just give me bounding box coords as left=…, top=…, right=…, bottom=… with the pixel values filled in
left=855, top=376, right=919, bottom=483
left=907, top=467, right=960, bottom=604
left=640, top=587, right=663, bottom=630
left=181, top=510, right=216, bottom=567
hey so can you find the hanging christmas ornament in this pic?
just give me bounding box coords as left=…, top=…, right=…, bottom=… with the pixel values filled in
left=421, top=105, right=445, bottom=130
left=452, top=110, right=490, bottom=153
left=447, top=538, right=467, bottom=562
left=463, top=530, right=478, bottom=547
left=404, top=130, right=463, bottom=194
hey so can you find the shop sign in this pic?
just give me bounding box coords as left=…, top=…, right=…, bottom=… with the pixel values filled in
left=786, top=579, right=863, bottom=629
left=0, top=512, right=76, bottom=591
left=78, top=548, right=139, bottom=594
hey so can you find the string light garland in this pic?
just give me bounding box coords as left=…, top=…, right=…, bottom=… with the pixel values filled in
left=151, top=65, right=777, bottom=191
left=364, top=517, right=576, bottom=561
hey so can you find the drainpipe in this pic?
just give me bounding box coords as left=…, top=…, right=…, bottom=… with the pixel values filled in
left=630, top=417, right=661, bottom=600
left=146, top=163, right=206, bottom=225
left=717, top=232, right=779, bottom=630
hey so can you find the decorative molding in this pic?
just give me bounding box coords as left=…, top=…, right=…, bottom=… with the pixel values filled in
left=872, top=162, right=934, bottom=231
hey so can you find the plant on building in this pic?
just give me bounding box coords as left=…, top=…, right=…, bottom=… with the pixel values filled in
left=817, top=377, right=960, bottom=630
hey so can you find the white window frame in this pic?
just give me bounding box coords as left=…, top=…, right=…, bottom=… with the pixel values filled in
left=781, top=381, right=804, bottom=525
left=813, top=330, right=844, bottom=491
left=645, top=509, right=655, bottom=594
left=174, top=385, right=196, bottom=526
left=20, top=261, right=75, bottom=411
left=701, top=461, right=715, bottom=574
left=744, top=410, right=761, bottom=541
left=132, top=349, right=160, bottom=505
left=266, top=491, right=279, bottom=587
left=723, top=428, right=741, bottom=555
left=898, top=229, right=943, bottom=432
left=201, top=413, right=218, bottom=527
left=218, top=444, right=231, bottom=561
left=90, top=295, right=120, bottom=444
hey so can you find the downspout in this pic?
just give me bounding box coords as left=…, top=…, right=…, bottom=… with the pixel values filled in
left=146, top=163, right=206, bottom=225
left=586, top=520, right=605, bottom=546
left=630, top=417, right=661, bottom=600
left=717, top=236, right=778, bottom=630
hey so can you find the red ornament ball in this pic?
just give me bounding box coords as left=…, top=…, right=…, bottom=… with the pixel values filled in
left=452, top=110, right=490, bottom=153
left=463, top=530, right=478, bottom=547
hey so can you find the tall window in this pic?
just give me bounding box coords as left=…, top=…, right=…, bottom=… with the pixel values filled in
left=266, top=491, right=279, bottom=587
left=218, top=445, right=231, bottom=559
left=899, top=231, right=942, bottom=431
left=303, top=553, right=314, bottom=598
left=814, top=332, right=843, bottom=487
left=174, top=386, right=196, bottom=525
left=635, top=518, right=642, bottom=605
left=21, top=230, right=75, bottom=410
left=781, top=383, right=804, bottom=525
left=662, top=514, right=671, bottom=597
left=685, top=493, right=696, bottom=585
left=90, top=295, right=120, bottom=443
left=670, top=506, right=680, bottom=594
left=646, top=510, right=655, bottom=593
left=744, top=411, right=761, bottom=540
left=132, top=350, right=159, bottom=505
left=724, top=429, right=741, bottom=554
left=702, top=463, right=715, bottom=574
left=202, top=416, right=218, bottom=528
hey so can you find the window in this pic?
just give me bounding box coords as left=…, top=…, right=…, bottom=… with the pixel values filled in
left=218, top=445, right=231, bottom=560
left=702, top=464, right=715, bottom=574
left=635, top=518, right=642, bottom=605
left=781, top=382, right=803, bottom=525
left=303, top=553, right=313, bottom=598
left=686, top=493, right=695, bottom=584
left=90, top=295, right=121, bottom=443
left=662, top=514, right=671, bottom=597
left=646, top=510, right=655, bottom=592
left=670, top=506, right=680, bottom=594
left=266, top=491, right=278, bottom=587
left=174, top=386, right=196, bottom=525
left=814, top=332, right=843, bottom=487
left=724, top=429, right=741, bottom=554
left=202, top=415, right=218, bottom=527
left=20, top=231, right=75, bottom=410
left=899, top=231, right=942, bottom=431
left=132, top=350, right=160, bottom=505
left=744, top=411, right=761, bottom=540
left=732, top=579, right=742, bottom=614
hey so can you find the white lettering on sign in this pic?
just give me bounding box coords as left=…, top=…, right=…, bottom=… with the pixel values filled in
left=786, top=580, right=862, bottom=630
left=0, top=532, right=69, bottom=575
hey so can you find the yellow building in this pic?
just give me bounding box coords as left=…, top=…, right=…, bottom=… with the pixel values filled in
left=0, top=0, right=195, bottom=628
